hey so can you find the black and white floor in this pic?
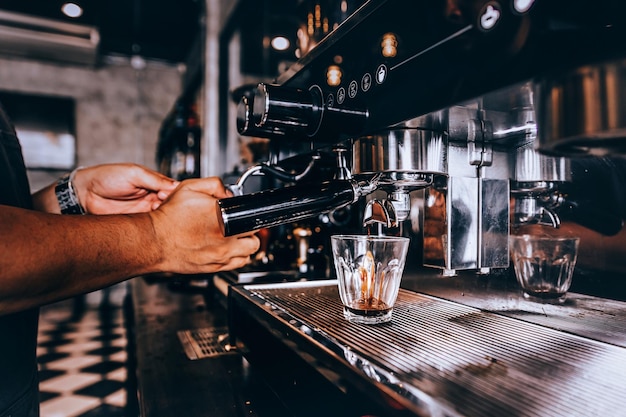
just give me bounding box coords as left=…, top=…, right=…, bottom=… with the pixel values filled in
left=36, top=285, right=131, bottom=417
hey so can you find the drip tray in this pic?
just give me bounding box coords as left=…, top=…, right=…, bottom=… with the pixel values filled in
left=230, top=280, right=626, bottom=417
left=177, top=327, right=239, bottom=360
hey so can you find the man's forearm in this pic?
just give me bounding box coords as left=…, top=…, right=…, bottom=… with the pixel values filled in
left=0, top=205, right=161, bottom=315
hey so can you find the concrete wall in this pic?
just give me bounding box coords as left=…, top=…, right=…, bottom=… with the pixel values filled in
left=0, top=56, right=183, bottom=190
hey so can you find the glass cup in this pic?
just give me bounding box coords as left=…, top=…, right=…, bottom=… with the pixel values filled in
left=331, top=235, right=410, bottom=324
left=509, top=234, right=580, bottom=304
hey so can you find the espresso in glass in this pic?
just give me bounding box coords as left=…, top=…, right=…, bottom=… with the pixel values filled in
left=331, top=235, right=409, bottom=324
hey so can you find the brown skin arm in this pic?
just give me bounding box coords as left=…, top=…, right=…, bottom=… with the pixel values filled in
left=0, top=177, right=259, bottom=315
left=0, top=207, right=160, bottom=314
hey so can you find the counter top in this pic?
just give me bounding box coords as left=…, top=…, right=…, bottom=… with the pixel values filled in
left=128, top=276, right=291, bottom=417
left=228, top=278, right=626, bottom=417
left=128, top=267, right=626, bottom=417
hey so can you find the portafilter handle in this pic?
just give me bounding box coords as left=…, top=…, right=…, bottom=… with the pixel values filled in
left=218, top=179, right=371, bottom=236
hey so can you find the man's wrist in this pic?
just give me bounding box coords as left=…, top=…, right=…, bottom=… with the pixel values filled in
left=55, top=168, right=86, bottom=215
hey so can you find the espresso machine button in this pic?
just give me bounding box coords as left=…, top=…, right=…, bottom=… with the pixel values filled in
left=479, top=2, right=502, bottom=31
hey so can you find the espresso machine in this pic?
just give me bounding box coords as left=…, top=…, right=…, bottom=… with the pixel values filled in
left=219, top=1, right=626, bottom=416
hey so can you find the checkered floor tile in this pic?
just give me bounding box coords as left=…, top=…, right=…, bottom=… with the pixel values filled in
left=38, top=296, right=129, bottom=417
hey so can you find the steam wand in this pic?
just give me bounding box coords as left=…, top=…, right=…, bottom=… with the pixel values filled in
left=227, top=153, right=321, bottom=196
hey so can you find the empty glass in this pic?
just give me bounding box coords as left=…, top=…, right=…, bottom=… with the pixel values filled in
left=509, top=234, right=580, bottom=304
left=331, top=235, right=410, bottom=324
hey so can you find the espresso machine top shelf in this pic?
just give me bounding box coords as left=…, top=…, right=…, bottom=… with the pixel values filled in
left=268, top=0, right=626, bottom=142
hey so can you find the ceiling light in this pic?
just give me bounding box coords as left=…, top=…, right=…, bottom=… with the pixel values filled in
left=271, top=36, right=290, bottom=51
left=61, top=3, right=83, bottom=18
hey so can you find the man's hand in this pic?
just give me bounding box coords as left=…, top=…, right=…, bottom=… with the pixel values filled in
left=72, top=163, right=179, bottom=214
left=149, top=177, right=260, bottom=273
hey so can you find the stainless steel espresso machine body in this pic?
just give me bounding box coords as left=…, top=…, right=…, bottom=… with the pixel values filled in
left=222, top=1, right=626, bottom=416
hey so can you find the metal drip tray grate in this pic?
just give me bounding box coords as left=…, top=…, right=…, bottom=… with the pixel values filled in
left=235, top=280, right=626, bottom=417
left=177, top=327, right=238, bottom=360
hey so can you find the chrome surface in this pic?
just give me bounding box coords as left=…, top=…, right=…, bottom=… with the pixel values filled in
left=233, top=280, right=626, bottom=417
left=511, top=145, right=571, bottom=228
left=514, top=145, right=571, bottom=183
left=424, top=175, right=510, bottom=274
left=252, top=83, right=323, bottom=135
left=352, top=128, right=447, bottom=177
left=512, top=193, right=561, bottom=228
left=352, top=128, right=446, bottom=230
left=242, top=82, right=368, bottom=140
left=537, top=58, right=626, bottom=156
left=363, top=198, right=397, bottom=228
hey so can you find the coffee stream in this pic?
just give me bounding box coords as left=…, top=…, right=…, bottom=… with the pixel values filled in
left=348, top=250, right=391, bottom=315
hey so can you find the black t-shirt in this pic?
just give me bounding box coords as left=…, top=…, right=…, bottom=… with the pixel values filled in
left=0, top=102, right=40, bottom=417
